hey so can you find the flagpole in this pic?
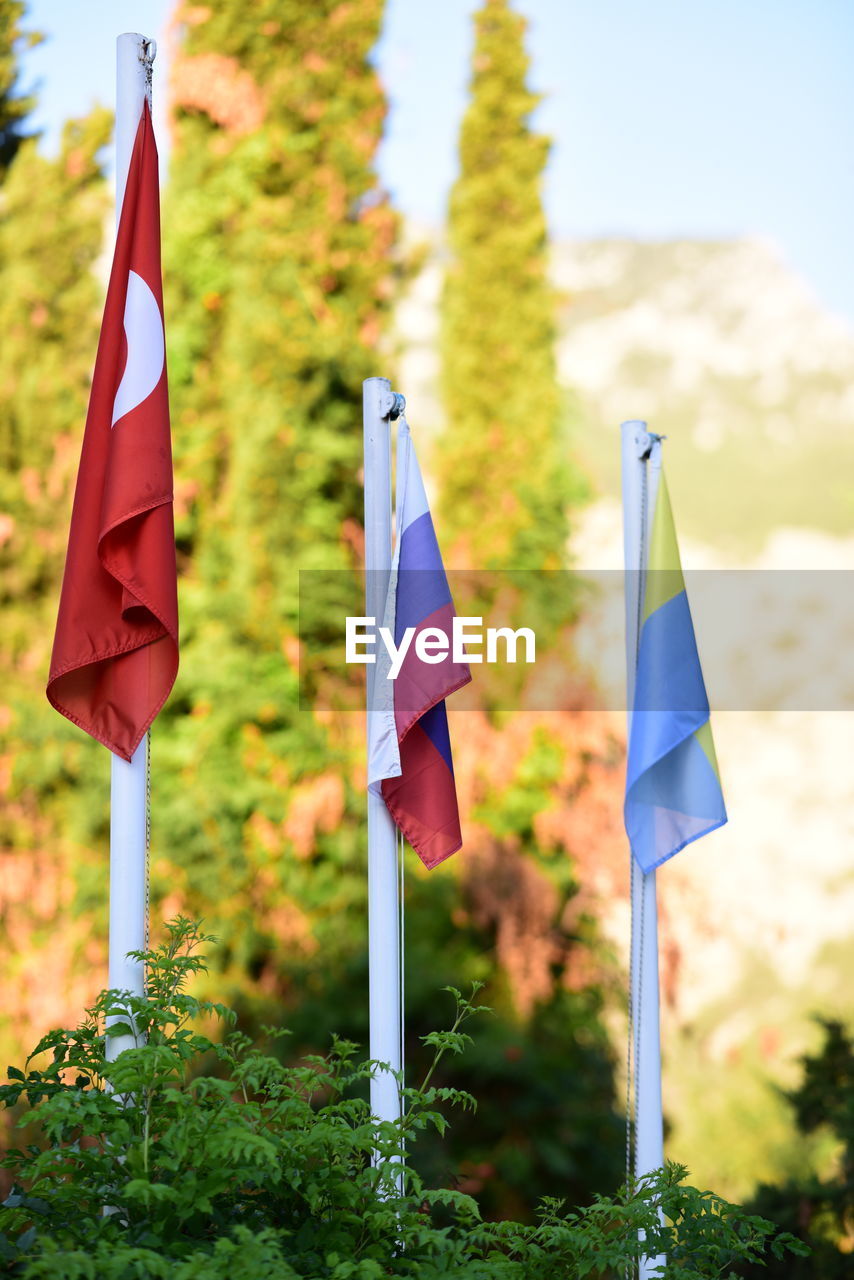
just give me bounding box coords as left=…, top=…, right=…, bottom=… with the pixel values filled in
left=363, top=377, right=405, bottom=1184
left=107, top=33, right=156, bottom=1059
left=621, top=419, right=665, bottom=1277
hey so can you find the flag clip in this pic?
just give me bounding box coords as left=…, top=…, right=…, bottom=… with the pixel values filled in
left=140, top=39, right=157, bottom=106
left=635, top=428, right=665, bottom=460
left=380, top=390, right=406, bottom=421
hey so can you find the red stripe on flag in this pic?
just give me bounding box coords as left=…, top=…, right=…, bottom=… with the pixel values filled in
left=382, top=721, right=463, bottom=869
left=392, top=601, right=470, bottom=743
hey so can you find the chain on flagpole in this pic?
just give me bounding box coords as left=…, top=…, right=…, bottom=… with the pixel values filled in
left=144, top=730, right=151, bottom=985
left=398, top=824, right=406, bottom=1179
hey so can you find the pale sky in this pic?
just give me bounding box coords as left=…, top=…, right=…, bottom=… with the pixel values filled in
left=20, top=0, right=854, bottom=326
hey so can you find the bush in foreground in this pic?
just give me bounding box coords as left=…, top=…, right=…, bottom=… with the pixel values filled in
left=0, top=919, right=807, bottom=1278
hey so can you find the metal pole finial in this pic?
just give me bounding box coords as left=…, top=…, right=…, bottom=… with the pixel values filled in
left=621, top=419, right=665, bottom=462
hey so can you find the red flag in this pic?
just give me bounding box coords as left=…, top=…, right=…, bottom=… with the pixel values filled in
left=47, top=102, right=178, bottom=760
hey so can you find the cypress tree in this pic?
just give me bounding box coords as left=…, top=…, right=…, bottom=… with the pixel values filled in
left=0, top=12, right=114, bottom=1058
left=0, top=0, right=38, bottom=178
left=156, top=0, right=398, bottom=972
left=0, top=91, right=112, bottom=718
left=0, top=0, right=398, bottom=1055
left=0, top=4, right=624, bottom=1224
left=438, top=0, right=581, bottom=571
left=422, top=0, right=624, bottom=1216
left=159, top=10, right=623, bottom=1228
left=165, top=0, right=396, bottom=637
left=0, top=109, right=111, bottom=600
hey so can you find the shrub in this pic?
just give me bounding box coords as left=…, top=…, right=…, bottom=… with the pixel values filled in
left=0, top=919, right=807, bottom=1277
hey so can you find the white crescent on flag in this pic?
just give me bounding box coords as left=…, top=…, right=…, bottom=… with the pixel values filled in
left=111, top=269, right=165, bottom=427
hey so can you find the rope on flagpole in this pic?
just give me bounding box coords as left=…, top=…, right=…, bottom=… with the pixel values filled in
left=625, top=849, right=636, bottom=1192
left=392, top=394, right=406, bottom=1195
left=632, top=856, right=647, bottom=1163
left=144, top=730, right=151, bottom=985
left=140, top=36, right=155, bottom=994
left=398, top=824, right=406, bottom=1180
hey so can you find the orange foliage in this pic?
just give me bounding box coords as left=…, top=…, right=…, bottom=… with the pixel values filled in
left=466, top=835, right=561, bottom=1017
left=283, top=774, right=346, bottom=859
left=173, top=476, right=199, bottom=520
left=0, top=850, right=103, bottom=1061
left=46, top=433, right=77, bottom=502
left=19, top=468, right=39, bottom=505
left=180, top=5, right=212, bottom=25
left=449, top=708, right=628, bottom=1015
left=170, top=52, right=265, bottom=136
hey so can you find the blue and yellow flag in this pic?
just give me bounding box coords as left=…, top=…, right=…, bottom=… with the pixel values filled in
left=625, top=473, right=726, bottom=872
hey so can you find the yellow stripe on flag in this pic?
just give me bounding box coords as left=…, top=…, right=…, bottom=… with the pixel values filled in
left=642, top=473, right=685, bottom=624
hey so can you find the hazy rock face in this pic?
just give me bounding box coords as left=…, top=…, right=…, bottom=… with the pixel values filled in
left=553, top=238, right=854, bottom=551
left=394, top=234, right=854, bottom=1196
left=551, top=238, right=854, bottom=1027
left=573, top=502, right=854, bottom=1007
left=399, top=234, right=854, bottom=548
left=554, top=238, right=854, bottom=405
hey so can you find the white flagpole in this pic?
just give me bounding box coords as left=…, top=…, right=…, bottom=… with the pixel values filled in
left=621, top=419, right=665, bottom=1277
left=363, top=377, right=404, bottom=1186
left=107, top=33, right=155, bottom=1059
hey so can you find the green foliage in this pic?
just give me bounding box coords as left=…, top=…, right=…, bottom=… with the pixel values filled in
left=437, top=0, right=585, bottom=575
left=0, top=7, right=626, bottom=1229
left=149, top=0, right=400, bottom=957
left=744, top=1018, right=854, bottom=1278
left=153, top=5, right=623, bottom=1225
left=397, top=0, right=622, bottom=1214
left=165, top=0, right=397, bottom=637
left=0, top=921, right=806, bottom=1278
left=410, top=994, right=624, bottom=1223
left=0, top=107, right=111, bottom=583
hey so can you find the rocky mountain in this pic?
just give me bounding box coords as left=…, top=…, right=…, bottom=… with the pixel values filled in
left=554, top=238, right=854, bottom=553
left=398, top=234, right=854, bottom=553
left=394, top=234, right=854, bottom=1200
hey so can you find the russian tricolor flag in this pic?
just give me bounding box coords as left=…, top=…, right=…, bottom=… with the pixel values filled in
left=368, top=418, right=471, bottom=868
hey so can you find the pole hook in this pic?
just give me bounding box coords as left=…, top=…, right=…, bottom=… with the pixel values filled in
left=140, top=37, right=156, bottom=107
left=389, top=392, right=406, bottom=421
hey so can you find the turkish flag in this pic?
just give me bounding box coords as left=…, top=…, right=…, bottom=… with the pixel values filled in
left=47, top=102, right=178, bottom=760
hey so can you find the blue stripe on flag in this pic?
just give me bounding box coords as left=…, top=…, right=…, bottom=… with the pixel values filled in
left=627, top=590, right=709, bottom=789
left=395, top=511, right=452, bottom=643
left=626, top=734, right=726, bottom=871
left=625, top=588, right=726, bottom=872
left=419, top=700, right=454, bottom=775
